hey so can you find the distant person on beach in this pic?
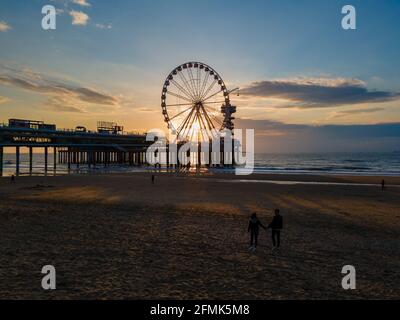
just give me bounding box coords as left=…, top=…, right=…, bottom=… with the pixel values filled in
left=151, top=175, right=155, bottom=184
left=267, top=209, right=283, bottom=248
left=381, top=179, right=385, bottom=191
left=11, top=175, right=15, bottom=183
left=248, top=213, right=266, bottom=251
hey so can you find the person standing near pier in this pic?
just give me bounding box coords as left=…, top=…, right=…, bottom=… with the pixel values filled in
left=248, top=213, right=266, bottom=251
left=267, top=209, right=283, bottom=249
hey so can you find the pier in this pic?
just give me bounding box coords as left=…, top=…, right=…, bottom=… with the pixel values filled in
left=0, top=119, right=152, bottom=176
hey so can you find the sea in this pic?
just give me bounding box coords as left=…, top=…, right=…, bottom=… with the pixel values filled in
left=1, top=152, right=399, bottom=177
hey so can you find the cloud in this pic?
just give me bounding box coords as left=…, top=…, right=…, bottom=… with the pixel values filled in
left=46, top=96, right=86, bottom=113
left=241, top=77, right=400, bottom=109
left=236, top=118, right=308, bottom=135
left=238, top=118, right=400, bottom=138
left=236, top=118, right=400, bottom=152
left=74, top=87, right=118, bottom=105
left=69, top=10, right=89, bottom=26
left=137, top=107, right=156, bottom=113
left=0, top=95, right=10, bottom=104
left=72, top=0, right=91, bottom=6
left=0, top=74, right=117, bottom=105
left=95, top=23, right=112, bottom=30
left=0, top=65, right=120, bottom=113
left=0, top=21, right=11, bottom=32
left=332, top=107, right=385, bottom=118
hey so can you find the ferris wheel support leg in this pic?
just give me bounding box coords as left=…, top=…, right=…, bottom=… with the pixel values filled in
left=197, top=142, right=201, bottom=167
left=166, top=145, right=170, bottom=168
left=232, top=138, right=235, bottom=168
left=0, top=146, right=3, bottom=177
left=207, top=139, right=212, bottom=167
left=220, top=142, right=224, bottom=167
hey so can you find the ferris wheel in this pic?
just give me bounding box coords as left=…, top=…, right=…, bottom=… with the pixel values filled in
left=161, top=62, right=237, bottom=142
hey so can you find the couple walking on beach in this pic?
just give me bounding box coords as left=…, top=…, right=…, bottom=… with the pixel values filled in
left=248, top=209, right=283, bottom=252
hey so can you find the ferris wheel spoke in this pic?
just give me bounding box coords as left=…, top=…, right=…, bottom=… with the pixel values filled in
left=177, top=72, right=197, bottom=101
left=171, top=79, right=196, bottom=101
left=208, top=112, right=223, bottom=126
left=178, top=107, right=195, bottom=132
left=204, top=106, right=224, bottom=127
left=192, top=114, right=203, bottom=141
left=198, top=117, right=209, bottom=140
left=199, top=117, right=211, bottom=141
left=201, top=79, right=217, bottom=101
left=167, top=91, right=193, bottom=103
left=197, top=68, right=201, bottom=101
left=184, top=69, right=198, bottom=101
left=177, top=107, right=196, bottom=138
left=204, top=106, right=223, bottom=121
left=200, top=107, right=216, bottom=132
left=203, top=88, right=223, bottom=102
left=187, top=112, right=199, bottom=138
left=187, top=108, right=198, bottom=132
left=187, top=67, right=199, bottom=99
left=182, top=114, right=196, bottom=140
left=202, top=100, right=225, bottom=105
left=203, top=102, right=221, bottom=112
left=197, top=112, right=208, bottom=132
left=169, top=105, right=194, bottom=120
left=166, top=102, right=194, bottom=107
left=189, top=127, right=196, bottom=142
left=199, top=72, right=210, bottom=99
left=201, top=105, right=218, bottom=130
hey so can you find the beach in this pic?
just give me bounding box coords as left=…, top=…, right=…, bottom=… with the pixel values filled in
left=0, top=173, right=399, bottom=299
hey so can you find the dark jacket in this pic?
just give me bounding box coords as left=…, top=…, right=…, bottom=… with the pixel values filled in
left=248, top=217, right=265, bottom=233
left=268, top=215, right=283, bottom=230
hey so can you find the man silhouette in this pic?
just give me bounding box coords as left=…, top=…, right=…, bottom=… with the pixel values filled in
left=267, top=209, right=283, bottom=248
left=248, top=213, right=266, bottom=251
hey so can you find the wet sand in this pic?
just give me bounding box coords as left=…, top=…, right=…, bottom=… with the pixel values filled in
left=0, top=173, right=399, bottom=299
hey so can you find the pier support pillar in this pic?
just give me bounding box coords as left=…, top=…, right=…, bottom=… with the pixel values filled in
left=29, top=147, right=33, bottom=174
left=76, top=151, right=80, bottom=168
left=0, top=146, right=3, bottom=177
left=67, top=148, right=71, bottom=171
left=44, top=147, right=48, bottom=173
left=16, top=146, right=20, bottom=175
left=54, top=147, right=57, bottom=171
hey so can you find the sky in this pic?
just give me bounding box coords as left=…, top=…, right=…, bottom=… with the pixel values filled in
left=0, top=0, right=399, bottom=152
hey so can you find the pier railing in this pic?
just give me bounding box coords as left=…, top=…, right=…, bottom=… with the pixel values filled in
left=0, top=123, right=146, bottom=137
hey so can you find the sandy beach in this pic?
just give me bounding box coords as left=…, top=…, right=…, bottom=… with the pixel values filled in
left=0, top=173, right=399, bottom=299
